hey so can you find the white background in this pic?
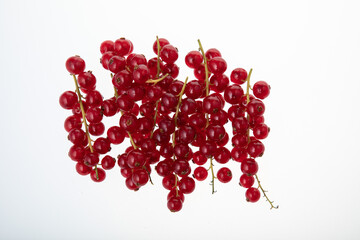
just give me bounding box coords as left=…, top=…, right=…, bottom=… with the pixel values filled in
left=1, top=0, right=360, bottom=239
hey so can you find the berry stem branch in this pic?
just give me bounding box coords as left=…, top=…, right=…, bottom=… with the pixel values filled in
left=156, top=36, right=161, bottom=78
left=254, top=174, right=279, bottom=209
left=72, top=74, right=98, bottom=179
left=209, top=158, right=216, bottom=194
left=146, top=73, right=169, bottom=84
left=150, top=99, right=160, bottom=139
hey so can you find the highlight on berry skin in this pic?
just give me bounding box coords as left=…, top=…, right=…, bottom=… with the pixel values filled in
left=60, top=36, right=277, bottom=212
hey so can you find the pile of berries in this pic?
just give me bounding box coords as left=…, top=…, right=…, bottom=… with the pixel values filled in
left=60, top=37, right=277, bottom=212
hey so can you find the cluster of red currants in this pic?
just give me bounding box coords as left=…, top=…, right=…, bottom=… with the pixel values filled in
left=60, top=36, right=276, bottom=212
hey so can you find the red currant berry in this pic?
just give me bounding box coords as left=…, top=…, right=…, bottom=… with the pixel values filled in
left=69, top=145, right=85, bottom=161
left=106, top=126, right=125, bottom=144
left=188, top=113, right=206, bottom=130
left=206, top=124, right=226, bottom=142
left=178, top=126, right=196, bottom=144
left=246, top=187, right=261, bottom=202
left=224, top=84, right=244, bottom=104
left=153, top=38, right=170, bottom=54
left=160, top=45, right=178, bottom=64
left=167, top=189, right=185, bottom=202
left=180, top=98, right=197, bottom=115
left=159, top=143, right=174, bottom=158
left=126, top=54, right=147, bottom=72
left=127, top=150, right=146, bottom=168
left=161, top=92, right=178, bottom=110
left=86, top=90, right=103, bottom=107
left=93, top=137, right=111, bottom=154
left=76, top=162, right=92, bottom=175
left=194, top=64, right=209, bottom=82
left=114, top=38, right=133, bottom=56
left=247, top=99, right=265, bottom=117
left=83, top=152, right=100, bottom=167
left=217, top=167, right=232, bottom=183
left=252, top=81, right=270, bottom=99
left=207, top=57, right=227, bottom=75
left=101, top=155, right=116, bottom=170
left=179, top=176, right=195, bottom=194
left=68, top=128, right=86, bottom=145
left=217, top=132, right=229, bottom=147
left=100, top=51, right=115, bottom=70
left=108, top=56, right=126, bottom=73
left=119, top=113, right=138, bottom=133
left=210, top=110, right=228, bottom=126
left=199, top=141, right=217, bottom=158
left=64, top=115, right=82, bottom=132
left=247, top=139, right=265, bottom=158
left=228, top=105, right=245, bottom=121
left=90, top=168, right=106, bottom=182
left=125, top=176, right=139, bottom=191
left=117, top=94, right=135, bottom=112
left=239, top=174, right=255, bottom=188
left=231, top=134, right=248, bottom=148
left=193, top=166, right=208, bottom=181
left=112, top=70, right=132, bottom=89
left=163, top=63, right=179, bottom=79
left=167, top=197, right=183, bottom=212
left=85, top=107, right=103, bottom=123
left=155, top=159, right=173, bottom=177
left=132, top=169, right=149, bottom=186
left=59, top=91, right=78, bottom=110
left=88, top=122, right=105, bottom=136
left=133, top=64, right=150, bottom=84
left=205, top=48, right=221, bottom=59
left=101, top=99, right=118, bottom=117
left=162, top=174, right=176, bottom=190
left=253, top=123, right=269, bottom=139
left=203, top=95, right=223, bottom=114
left=232, top=116, right=249, bottom=134
left=173, top=160, right=191, bottom=176
left=230, top=68, right=247, bottom=84
left=185, top=80, right=204, bottom=99
left=100, top=40, right=114, bottom=54
left=120, top=167, right=132, bottom=178
left=210, top=74, right=229, bottom=93
left=185, top=51, right=203, bottom=69
left=158, top=118, right=175, bottom=135
left=152, top=129, right=170, bottom=146
left=66, top=56, right=85, bottom=75
left=78, top=71, right=96, bottom=90
left=249, top=115, right=265, bottom=128
left=231, top=146, right=248, bottom=163
left=214, top=147, right=231, bottom=164
left=241, top=158, right=258, bottom=175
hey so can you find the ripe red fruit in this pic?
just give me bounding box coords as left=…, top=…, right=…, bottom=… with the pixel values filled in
left=101, top=155, right=116, bottom=170
left=224, top=84, right=244, bottom=104
left=193, top=167, right=208, bottom=181
left=69, top=145, right=85, bottom=161
left=217, top=167, right=232, bottom=183
left=59, top=91, right=78, bottom=110
left=185, top=51, right=203, bottom=69
left=119, top=113, right=138, bottom=133
left=127, top=150, right=146, bottom=168
left=84, top=152, right=100, bottom=167
left=247, top=139, right=265, bottom=158
left=167, top=197, right=183, bottom=212
left=214, top=147, right=231, bottom=164
left=207, top=57, right=227, bottom=75
left=205, top=48, right=221, bottom=59
left=167, top=189, right=185, bottom=202
left=153, top=38, right=169, bottom=54
left=160, top=45, right=178, bottom=64
left=93, top=137, right=111, bottom=154
left=64, top=115, right=82, bottom=132
left=100, top=51, right=115, bottom=70
left=108, top=56, right=126, bottom=73
left=133, top=64, right=150, bottom=84
left=114, top=38, right=133, bottom=56
left=78, top=71, right=96, bottom=90
left=66, top=56, right=85, bottom=75
left=85, top=107, right=103, bottom=123
left=246, top=187, right=261, bottom=202
left=179, top=176, right=196, bottom=194
left=241, top=159, right=259, bottom=175
left=86, top=90, right=103, bottom=107
left=253, top=81, right=270, bottom=99
left=230, top=68, right=247, bottom=84
left=90, top=168, right=106, bottom=182
left=132, top=169, right=149, bottom=186
left=210, top=74, right=229, bottom=93
left=239, top=174, right=255, bottom=188
left=253, top=123, right=269, bottom=139
left=76, top=162, right=92, bottom=175
left=247, top=99, right=265, bottom=117
left=88, top=122, right=105, bottom=136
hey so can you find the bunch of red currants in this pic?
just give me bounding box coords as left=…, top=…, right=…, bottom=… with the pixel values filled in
left=60, top=36, right=277, bottom=212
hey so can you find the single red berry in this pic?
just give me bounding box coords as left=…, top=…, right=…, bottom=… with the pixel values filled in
left=214, top=147, right=231, bottom=164
left=247, top=99, right=265, bottom=117
left=179, top=176, right=196, bottom=194
left=127, top=84, right=146, bottom=101
left=162, top=174, right=177, bottom=190
left=59, top=91, right=78, bottom=110
left=101, top=99, right=118, bottom=117
left=101, top=155, right=116, bottom=170
left=146, top=85, right=163, bottom=102
left=112, top=70, right=132, bottom=89
left=159, top=143, right=174, bottom=158
left=132, top=169, right=149, bottom=186
left=90, top=168, right=106, bottom=182
left=230, top=68, right=247, bottom=84
left=64, top=115, right=82, bottom=132
left=217, top=167, right=232, bottom=183
left=205, top=48, right=221, bottom=59
left=126, top=54, right=147, bottom=72
left=133, top=64, right=150, bottom=84
left=185, top=80, right=204, bottom=99
left=210, top=74, right=229, bottom=93
left=69, top=145, right=85, bottom=161
left=68, top=128, right=86, bottom=145
left=106, top=126, right=125, bottom=144
left=83, top=152, right=100, bottom=167
left=167, top=197, right=183, bottom=212
left=117, top=153, right=129, bottom=169
left=121, top=167, right=132, bottom=178
left=206, top=124, right=226, bottom=142
left=239, top=174, right=255, bottom=188
left=193, top=166, right=208, bottom=181
left=169, top=80, right=184, bottom=95
left=127, top=150, right=146, bottom=168
left=185, top=51, right=203, bottom=69
left=249, top=115, right=265, bottom=128
left=217, top=132, right=229, bottom=147
left=228, top=105, right=245, bottom=122
left=163, top=63, right=179, bottom=79
left=119, top=113, right=138, bottom=133
left=231, top=134, right=248, bottom=148
left=88, top=122, right=105, bottom=136
left=173, top=159, right=191, bottom=176
left=125, top=176, right=139, bottom=191
left=153, top=38, right=170, bottom=54
left=108, top=56, right=126, bottom=73
left=114, top=38, right=133, bottom=56
left=247, top=139, right=265, bottom=158
left=85, top=107, right=103, bottom=123
left=178, top=126, right=196, bottom=144
left=160, top=45, right=178, bottom=64
left=194, top=64, right=209, bottom=82
left=188, top=113, right=206, bottom=131
left=253, top=123, right=269, bottom=139
left=158, top=117, right=175, bottom=134
left=224, top=84, right=244, bottom=104
left=253, top=81, right=270, bottom=99
left=210, top=110, right=228, bottom=125
left=246, top=187, right=261, bottom=202
left=152, top=129, right=170, bottom=146
left=207, top=57, right=227, bottom=75
left=66, top=56, right=85, bottom=75
left=76, top=162, right=92, bottom=175
left=77, top=71, right=96, bottom=90
left=93, top=137, right=111, bottom=154
left=100, top=40, right=114, bottom=54
left=116, top=94, right=135, bottom=112
left=192, top=151, right=207, bottom=165
left=180, top=98, right=197, bottom=115
left=232, top=116, right=249, bottom=134
left=203, top=95, right=223, bottom=114
left=199, top=141, right=217, bottom=158
left=86, top=90, right=103, bottom=107
left=100, top=51, right=115, bottom=70
left=241, top=158, right=259, bottom=176
left=155, top=159, right=173, bottom=177
left=231, top=146, right=248, bottom=163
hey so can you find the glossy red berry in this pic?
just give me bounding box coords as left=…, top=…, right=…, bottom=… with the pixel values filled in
left=231, top=146, right=248, bottom=163
left=114, top=38, right=133, bottom=56
left=101, top=99, right=118, bottom=117
left=159, top=143, right=174, bottom=158
left=100, top=40, right=114, bottom=54
left=205, top=48, right=221, bottom=59
left=247, top=99, right=265, bottom=117
left=185, top=51, right=203, bottom=69
left=86, top=90, right=103, bottom=107
left=207, top=57, right=227, bottom=75
left=241, top=158, right=259, bottom=176
left=101, top=155, right=116, bottom=170
left=68, top=128, right=86, bottom=145
left=253, top=81, right=270, bottom=99
left=125, top=177, right=139, bottom=191
left=69, top=145, right=85, bottom=161
left=253, top=123, right=269, bottom=139
left=246, top=187, right=261, bottom=202
left=66, top=56, right=85, bottom=75
left=88, top=122, right=105, bottom=136
left=161, top=93, right=178, bottom=110
left=214, top=147, right=231, bottom=164
left=167, top=197, right=183, bottom=212
left=78, top=71, right=96, bottom=90
left=203, top=95, right=223, bottom=114
left=239, top=174, right=255, bottom=188
left=167, top=189, right=185, bottom=202
left=247, top=139, right=265, bottom=158
left=178, top=126, right=196, bottom=144
left=83, top=152, right=100, bottom=167
left=117, top=94, right=135, bottom=112
left=230, top=68, right=247, bottom=84
left=160, top=45, right=178, bottom=64
left=217, top=167, right=232, bottom=183
left=85, top=107, right=103, bottom=123
left=224, top=84, right=244, bottom=104
left=163, top=63, right=179, bottom=79
left=119, top=113, right=138, bottom=133
left=155, top=159, right=173, bottom=177
left=153, top=38, right=170, bottom=54
left=132, top=169, right=149, bottom=186
left=193, top=167, right=208, bottom=181
left=106, top=126, right=125, bottom=144
left=64, top=115, right=82, bottom=132
left=232, top=116, right=249, bottom=134
left=100, top=51, right=115, bottom=70
left=108, top=56, right=126, bottom=73
left=112, top=70, right=132, bottom=89
left=76, top=162, right=92, bottom=175
left=185, top=80, right=204, bottom=99
left=210, top=74, right=229, bottom=93
left=199, top=141, right=217, bottom=158
left=162, top=174, right=176, bottom=190
left=206, top=124, right=226, bottom=142
left=179, top=176, right=196, bottom=194
left=93, top=137, right=111, bottom=154
left=133, top=64, right=150, bottom=84
left=59, top=91, right=78, bottom=110
left=90, top=168, right=106, bottom=182
left=126, top=54, right=147, bottom=72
